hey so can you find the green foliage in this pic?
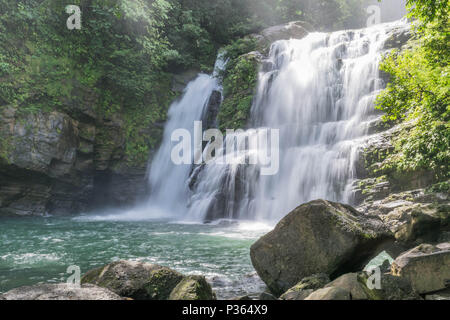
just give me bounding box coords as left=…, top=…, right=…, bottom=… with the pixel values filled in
left=218, top=54, right=259, bottom=131
left=406, top=0, right=449, bottom=25
left=0, top=0, right=381, bottom=166
left=375, top=1, right=449, bottom=180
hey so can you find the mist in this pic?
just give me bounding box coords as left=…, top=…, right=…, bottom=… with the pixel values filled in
left=365, top=0, right=407, bottom=23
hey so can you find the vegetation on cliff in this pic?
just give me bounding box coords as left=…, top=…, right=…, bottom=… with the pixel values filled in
left=0, top=0, right=371, bottom=165
left=375, top=0, right=449, bottom=184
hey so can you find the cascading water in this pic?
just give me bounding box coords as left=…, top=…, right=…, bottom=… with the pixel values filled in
left=143, top=54, right=226, bottom=218
left=188, top=20, right=409, bottom=222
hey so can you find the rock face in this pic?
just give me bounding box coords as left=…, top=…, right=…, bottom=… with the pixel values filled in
left=169, top=275, right=216, bottom=300
left=391, top=243, right=450, bottom=294
left=81, top=260, right=184, bottom=300
left=250, top=200, right=393, bottom=295
left=0, top=283, right=122, bottom=300
left=280, top=274, right=330, bottom=300
left=0, top=103, right=150, bottom=217
left=304, top=287, right=351, bottom=300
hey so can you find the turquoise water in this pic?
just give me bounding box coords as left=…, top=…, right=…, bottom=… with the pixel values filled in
left=0, top=214, right=270, bottom=299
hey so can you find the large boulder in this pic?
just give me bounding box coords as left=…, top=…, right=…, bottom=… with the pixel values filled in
left=304, top=287, right=351, bottom=300
left=391, top=243, right=450, bottom=294
left=0, top=283, right=122, bottom=300
left=168, top=275, right=216, bottom=300
left=81, top=260, right=184, bottom=300
left=250, top=200, right=393, bottom=295
left=280, top=274, right=330, bottom=300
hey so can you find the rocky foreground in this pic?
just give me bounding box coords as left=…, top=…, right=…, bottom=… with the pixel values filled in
left=1, top=260, right=216, bottom=301
left=251, top=200, right=449, bottom=300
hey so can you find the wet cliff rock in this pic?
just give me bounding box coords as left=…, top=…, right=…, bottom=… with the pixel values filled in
left=0, top=102, right=150, bottom=217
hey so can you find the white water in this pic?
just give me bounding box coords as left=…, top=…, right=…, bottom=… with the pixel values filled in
left=140, top=54, right=226, bottom=219
left=187, top=20, right=409, bottom=222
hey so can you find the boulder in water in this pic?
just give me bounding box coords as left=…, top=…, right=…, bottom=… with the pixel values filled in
left=391, top=243, right=450, bottom=294
left=81, top=260, right=184, bottom=300
left=0, top=283, right=122, bottom=300
left=168, top=275, right=216, bottom=300
left=250, top=200, right=393, bottom=295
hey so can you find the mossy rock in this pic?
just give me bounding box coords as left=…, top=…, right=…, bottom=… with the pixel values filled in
left=169, top=275, right=216, bottom=300
left=81, top=260, right=184, bottom=300
left=280, top=274, right=330, bottom=300
left=217, top=52, right=260, bottom=131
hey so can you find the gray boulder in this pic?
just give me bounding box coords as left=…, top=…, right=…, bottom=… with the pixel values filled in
left=168, top=275, right=216, bottom=300
left=81, top=260, right=184, bottom=300
left=391, top=243, right=450, bottom=294
left=250, top=200, right=393, bottom=295
left=0, top=283, right=122, bottom=300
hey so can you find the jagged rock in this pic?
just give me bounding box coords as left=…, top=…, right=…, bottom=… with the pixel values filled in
left=0, top=283, right=123, bottom=300
left=0, top=108, right=92, bottom=216
left=280, top=274, right=330, bottom=300
left=358, top=272, right=421, bottom=300
left=203, top=90, right=222, bottom=130
left=380, top=202, right=449, bottom=245
left=391, top=243, right=450, bottom=294
left=383, top=24, right=411, bottom=50
left=0, top=103, right=149, bottom=217
left=325, top=273, right=368, bottom=300
left=81, top=260, right=184, bottom=300
left=250, top=200, right=393, bottom=295
left=304, top=287, right=351, bottom=300
left=168, top=275, right=216, bottom=300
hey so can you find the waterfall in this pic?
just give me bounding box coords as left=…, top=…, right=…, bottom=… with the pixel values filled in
left=143, top=53, right=226, bottom=218
left=187, top=20, right=409, bottom=222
